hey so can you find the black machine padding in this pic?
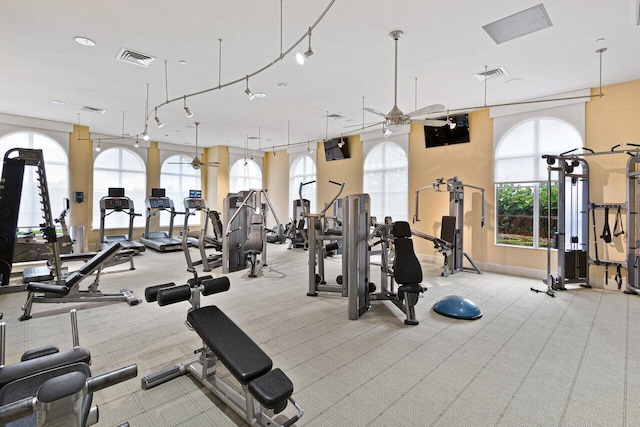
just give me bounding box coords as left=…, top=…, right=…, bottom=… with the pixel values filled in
left=157, top=285, right=192, bottom=306
left=187, top=306, right=272, bottom=384
left=25, top=282, right=70, bottom=295
left=0, top=363, right=93, bottom=427
left=392, top=222, right=423, bottom=285
left=20, top=345, right=59, bottom=362
left=440, top=216, right=456, bottom=245
left=144, top=283, right=176, bottom=303
left=37, top=370, right=87, bottom=403
left=77, top=242, right=122, bottom=276
left=392, top=221, right=412, bottom=238
left=247, top=368, right=293, bottom=410
left=0, top=348, right=91, bottom=390
left=201, top=276, right=230, bottom=296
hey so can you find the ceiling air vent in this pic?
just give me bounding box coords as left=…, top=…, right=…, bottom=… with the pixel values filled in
left=116, top=48, right=155, bottom=68
left=474, top=67, right=508, bottom=81
left=81, top=106, right=106, bottom=114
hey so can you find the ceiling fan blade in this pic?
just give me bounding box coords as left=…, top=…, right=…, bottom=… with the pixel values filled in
left=406, top=104, right=446, bottom=118
left=363, top=107, right=388, bottom=118
left=168, top=162, right=193, bottom=165
left=201, top=162, right=220, bottom=167
left=412, top=119, right=448, bottom=127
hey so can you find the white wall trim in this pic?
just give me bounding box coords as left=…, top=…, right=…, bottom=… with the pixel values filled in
left=90, top=133, right=151, bottom=149
left=0, top=113, right=73, bottom=133
left=157, top=142, right=200, bottom=154
left=229, top=146, right=265, bottom=158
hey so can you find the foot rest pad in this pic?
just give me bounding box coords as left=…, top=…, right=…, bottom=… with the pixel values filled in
left=25, top=282, right=70, bottom=295
left=187, top=306, right=272, bottom=384
left=248, top=368, right=293, bottom=410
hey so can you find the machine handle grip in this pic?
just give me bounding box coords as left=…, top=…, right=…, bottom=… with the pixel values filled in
left=0, top=397, right=36, bottom=425
left=157, top=285, right=192, bottom=306
left=144, top=283, right=176, bottom=303
left=301, top=180, right=316, bottom=186
left=201, top=276, right=231, bottom=296
left=328, top=180, right=342, bottom=186
left=87, top=364, right=138, bottom=394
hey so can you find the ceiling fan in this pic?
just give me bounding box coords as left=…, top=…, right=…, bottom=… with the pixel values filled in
left=171, top=122, right=219, bottom=170
left=363, top=30, right=447, bottom=134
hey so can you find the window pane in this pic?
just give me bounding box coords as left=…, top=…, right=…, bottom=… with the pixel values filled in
left=230, top=159, right=262, bottom=194
left=94, top=149, right=120, bottom=169
left=496, top=183, right=535, bottom=247
left=121, top=149, right=144, bottom=170
left=539, top=182, right=558, bottom=249
left=363, top=142, right=408, bottom=221
left=498, top=120, right=535, bottom=157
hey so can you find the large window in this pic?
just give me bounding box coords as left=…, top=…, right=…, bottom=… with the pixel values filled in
left=92, top=148, right=146, bottom=229
left=495, top=118, right=581, bottom=247
left=0, top=132, right=68, bottom=230
left=363, top=141, right=408, bottom=221
left=229, top=159, right=262, bottom=194
left=289, top=154, right=316, bottom=217
left=160, top=155, right=201, bottom=227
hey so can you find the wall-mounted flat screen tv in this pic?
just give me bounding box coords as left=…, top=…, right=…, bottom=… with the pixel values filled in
left=424, top=114, right=470, bottom=148
left=324, top=137, right=350, bottom=161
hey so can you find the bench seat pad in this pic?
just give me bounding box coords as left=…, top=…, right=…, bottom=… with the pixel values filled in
left=248, top=368, right=293, bottom=410
left=187, top=306, right=272, bottom=384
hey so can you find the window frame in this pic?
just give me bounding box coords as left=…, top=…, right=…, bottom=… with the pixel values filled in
left=160, top=154, right=202, bottom=227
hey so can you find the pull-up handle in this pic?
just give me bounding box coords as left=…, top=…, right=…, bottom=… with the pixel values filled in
left=328, top=180, right=341, bottom=186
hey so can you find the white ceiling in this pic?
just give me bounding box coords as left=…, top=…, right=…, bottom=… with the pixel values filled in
left=2, top=1, right=639, bottom=151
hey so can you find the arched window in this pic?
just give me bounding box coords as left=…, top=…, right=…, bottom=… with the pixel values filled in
left=0, top=132, right=69, bottom=230
left=160, top=155, right=201, bottom=226
left=92, top=148, right=146, bottom=229
left=289, top=154, right=316, bottom=217
left=229, top=159, right=262, bottom=194
left=363, top=141, right=408, bottom=221
left=495, top=117, right=582, bottom=247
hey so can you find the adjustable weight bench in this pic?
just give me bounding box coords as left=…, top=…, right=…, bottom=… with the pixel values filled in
left=142, top=271, right=303, bottom=427
left=20, top=242, right=140, bottom=321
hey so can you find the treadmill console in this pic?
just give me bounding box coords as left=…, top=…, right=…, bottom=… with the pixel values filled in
left=102, top=197, right=133, bottom=211
left=185, top=198, right=207, bottom=210
left=148, top=197, right=172, bottom=209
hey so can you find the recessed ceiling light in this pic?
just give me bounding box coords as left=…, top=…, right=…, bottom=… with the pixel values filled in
left=277, top=83, right=287, bottom=88
left=74, top=36, right=96, bottom=47
left=179, top=60, right=187, bottom=64
left=51, top=100, right=65, bottom=105
left=505, top=78, right=522, bottom=85
left=254, top=92, right=267, bottom=98
left=345, top=119, right=355, bottom=123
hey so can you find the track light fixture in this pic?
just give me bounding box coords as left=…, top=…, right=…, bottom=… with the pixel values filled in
left=338, top=137, right=345, bottom=148
left=296, top=28, right=313, bottom=65
left=307, top=140, right=313, bottom=153
left=143, top=130, right=150, bottom=141
left=183, top=96, right=193, bottom=118
left=245, top=77, right=256, bottom=100
left=272, top=147, right=277, bottom=158
left=154, top=107, right=164, bottom=128
left=134, top=137, right=140, bottom=148
left=95, top=139, right=101, bottom=152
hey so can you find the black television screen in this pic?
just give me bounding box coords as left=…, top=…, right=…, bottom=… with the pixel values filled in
left=424, top=114, right=470, bottom=148
left=151, top=188, right=166, bottom=198
left=324, top=137, right=350, bottom=161
left=189, top=189, right=202, bottom=198
left=108, top=187, right=125, bottom=197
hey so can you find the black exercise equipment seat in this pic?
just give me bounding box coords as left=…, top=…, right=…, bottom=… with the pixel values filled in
left=392, top=221, right=426, bottom=300
left=25, top=243, right=122, bottom=294
left=0, top=362, right=93, bottom=427
left=0, top=348, right=91, bottom=391
left=187, top=306, right=293, bottom=409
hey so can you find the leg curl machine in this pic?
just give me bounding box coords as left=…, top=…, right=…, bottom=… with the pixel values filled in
left=142, top=271, right=303, bottom=427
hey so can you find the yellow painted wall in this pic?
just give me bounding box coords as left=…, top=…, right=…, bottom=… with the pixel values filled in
left=264, top=148, right=289, bottom=228
left=68, top=125, right=92, bottom=251
left=316, top=136, right=363, bottom=208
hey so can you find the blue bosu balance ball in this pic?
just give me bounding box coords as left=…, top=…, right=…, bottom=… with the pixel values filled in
left=432, top=295, right=482, bottom=320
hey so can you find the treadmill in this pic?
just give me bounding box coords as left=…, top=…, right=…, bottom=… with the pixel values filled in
left=141, top=188, right=183, bottom=252
left=183, top=190, right=223, bottom=250
left=99, top=187, right=145, bottom=253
